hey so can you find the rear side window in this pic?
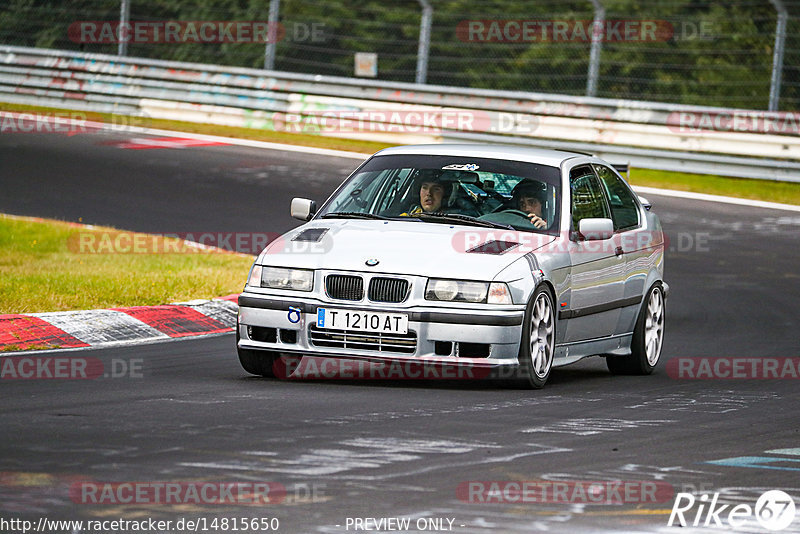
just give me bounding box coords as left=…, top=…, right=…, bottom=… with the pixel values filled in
left=594, top=164, right=640, bottom=230
left=569, top=166, right=610, bottom=230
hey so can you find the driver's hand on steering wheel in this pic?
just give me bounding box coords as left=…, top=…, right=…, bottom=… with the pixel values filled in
left=527, top=213, right=547, bottom=229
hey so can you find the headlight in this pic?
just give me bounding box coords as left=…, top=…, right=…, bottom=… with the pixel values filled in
left=425, top=279, right=513, bottom=304
left=425, top=279, right=489, bottom=303
left=256, top=266, right=314, bottom=291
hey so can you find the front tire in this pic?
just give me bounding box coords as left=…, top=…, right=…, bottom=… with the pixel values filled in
left=607, top=283, right=665, bottom=375
left=519, top=286, right=556, bottom=389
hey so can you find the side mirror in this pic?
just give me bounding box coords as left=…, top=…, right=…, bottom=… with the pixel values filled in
left=290, top=198, right=317, bottom=221
left=579, top=218, right=614, bottom=240
left=638, top=196, right=652, bottom=211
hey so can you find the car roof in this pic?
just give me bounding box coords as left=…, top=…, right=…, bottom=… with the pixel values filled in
left=374, top=144, right=587, bottom=167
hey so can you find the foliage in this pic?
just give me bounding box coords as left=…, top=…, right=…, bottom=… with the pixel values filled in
left=0, top=0, right=798, bottom=109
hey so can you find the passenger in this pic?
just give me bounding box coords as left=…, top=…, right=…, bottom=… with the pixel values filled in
left=419, top=178, right=446, bottom=213
left=403, top=173, right=453, bottom=215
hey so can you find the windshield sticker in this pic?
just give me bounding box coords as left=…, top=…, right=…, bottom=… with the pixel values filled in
left=442, top=163, right=479, bottom=171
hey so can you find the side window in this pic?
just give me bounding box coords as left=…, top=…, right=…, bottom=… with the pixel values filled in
left=570, top=166, right=610, bottom=230
left=593, top=165, right=640, bottom=230
left=375, top=168, right=414, bottom=215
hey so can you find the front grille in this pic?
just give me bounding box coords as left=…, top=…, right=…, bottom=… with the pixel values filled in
left=326, top=274, right=364, bottom=301
left=309, top=326, right=416, bottom=354
left=368, top=277, right=409, bottom=303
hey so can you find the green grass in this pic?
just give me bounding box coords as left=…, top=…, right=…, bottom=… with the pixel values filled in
left=0, top=215, right=254, bottom=314
left=629, top=168, right=800, bottom=206
left=2, top=102, right=799, bottom=206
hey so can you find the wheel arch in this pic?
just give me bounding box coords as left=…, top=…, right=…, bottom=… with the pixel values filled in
left=535, top=279, right=557, bottom=304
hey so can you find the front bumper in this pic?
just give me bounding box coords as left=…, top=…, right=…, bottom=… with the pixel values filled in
left=237, top=291, right=525, bottom=368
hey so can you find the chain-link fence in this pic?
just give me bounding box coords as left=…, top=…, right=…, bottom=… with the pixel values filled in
left=1, top=0, right=799, bottom=111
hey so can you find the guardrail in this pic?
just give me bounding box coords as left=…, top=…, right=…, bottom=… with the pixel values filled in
left=1, top=45, right=799, bottom=182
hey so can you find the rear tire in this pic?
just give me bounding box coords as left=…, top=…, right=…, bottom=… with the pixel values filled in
left=607, top=283, right=665, bottom=375
left=236, top=327, right=278, bottom=377
left=519, top=286, right=556, bottom=389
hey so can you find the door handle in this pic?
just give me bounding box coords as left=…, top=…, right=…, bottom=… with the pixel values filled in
left=615, top=246, right=624, bottom=256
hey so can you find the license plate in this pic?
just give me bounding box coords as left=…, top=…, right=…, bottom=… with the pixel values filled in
left=316, top=308, right=408, bottom=334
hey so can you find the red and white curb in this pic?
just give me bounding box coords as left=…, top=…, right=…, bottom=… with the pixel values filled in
left=0, top=294, right=239, bottom=353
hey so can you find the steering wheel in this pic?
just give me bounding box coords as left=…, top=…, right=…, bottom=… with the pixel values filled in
left=498, top=209, right=549, bottom=229
left=499, top=209, right=534, bottom=220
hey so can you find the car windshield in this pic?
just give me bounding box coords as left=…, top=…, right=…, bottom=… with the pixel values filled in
left=316, top=154, right=561, bottom=234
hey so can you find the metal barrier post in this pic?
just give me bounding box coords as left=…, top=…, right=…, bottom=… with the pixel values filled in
left=264, top=0, right=281, bottom=70
left=416, top=0, right=433, bottom=84
left=118, top=0, right=130, bottom=56
left=768, top=0, right=787, bottom=111
left=586, top=0, right=604, bottom=97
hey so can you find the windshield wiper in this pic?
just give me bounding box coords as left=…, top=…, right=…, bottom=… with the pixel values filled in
left=320, top=212, right=389, bottom=220
left=416, top=212, right=514, bottom=230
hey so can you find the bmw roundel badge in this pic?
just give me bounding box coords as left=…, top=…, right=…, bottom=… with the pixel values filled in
left=365, top=258, right=380, bottom=266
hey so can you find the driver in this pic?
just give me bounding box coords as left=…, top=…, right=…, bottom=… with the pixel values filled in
left=512, top=181, right=548, bottom=229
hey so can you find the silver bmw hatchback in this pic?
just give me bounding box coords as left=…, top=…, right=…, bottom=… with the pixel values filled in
left=236, top=144, right=667, bottom=388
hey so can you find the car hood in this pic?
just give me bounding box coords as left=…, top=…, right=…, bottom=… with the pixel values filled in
left=258, top=219, right=557, bottom=280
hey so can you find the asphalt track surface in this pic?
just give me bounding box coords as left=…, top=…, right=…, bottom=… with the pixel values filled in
left=1, top=130, right=800, bottom=533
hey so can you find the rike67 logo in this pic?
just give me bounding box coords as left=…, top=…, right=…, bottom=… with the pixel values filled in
left=669, top=490, right=796, bottom=531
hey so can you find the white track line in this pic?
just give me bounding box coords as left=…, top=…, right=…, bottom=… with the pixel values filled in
left=633, top=186, right=800, bottom=212
left=135, top=125, right=800, bottom=213
left=5, top=112, right=797, bottom=211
